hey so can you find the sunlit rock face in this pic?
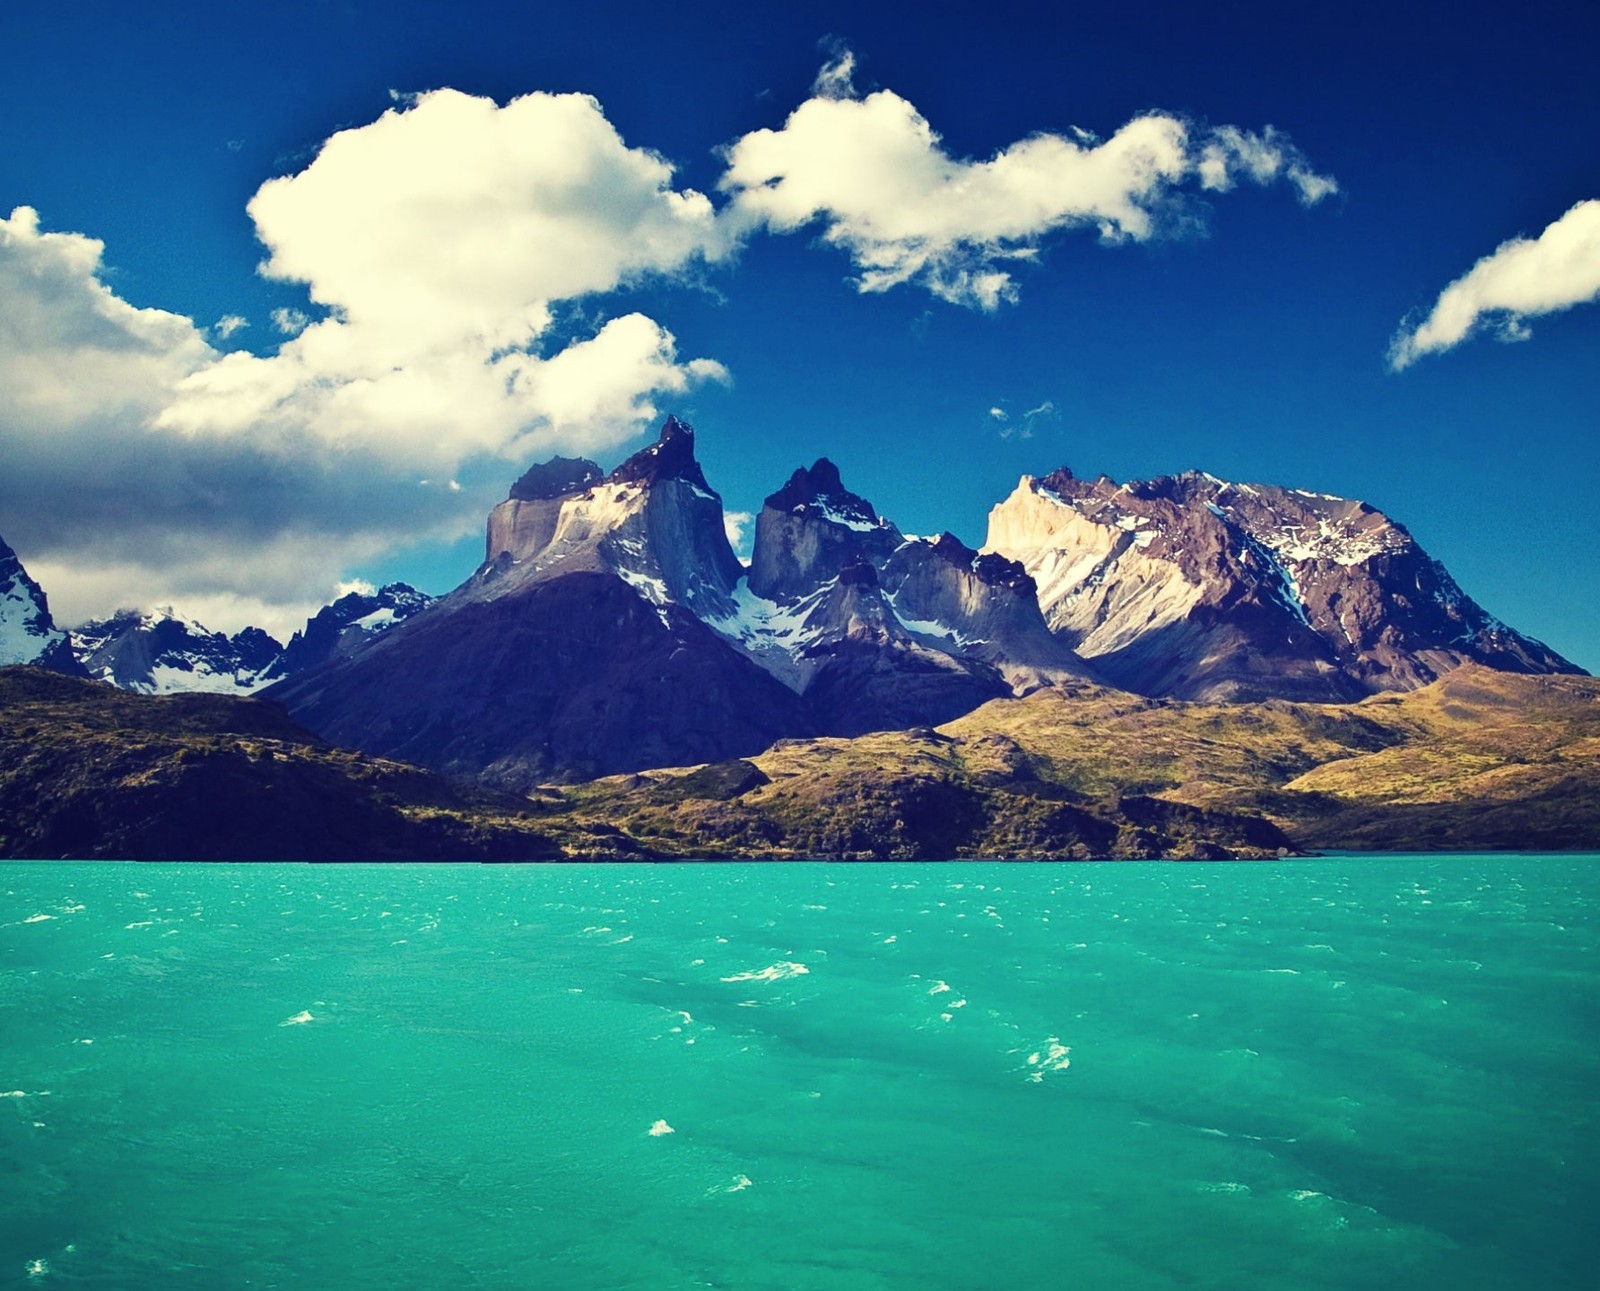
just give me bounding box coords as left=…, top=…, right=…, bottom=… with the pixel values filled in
left=480, top=417, right=742, bottom=622
left=985, top=468, right=1581, bottom=701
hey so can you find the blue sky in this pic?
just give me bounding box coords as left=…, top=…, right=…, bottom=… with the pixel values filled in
left=2, top=0, right=1597, bottom=669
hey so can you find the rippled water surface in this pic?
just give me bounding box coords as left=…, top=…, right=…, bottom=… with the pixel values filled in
left=3, top=857, right=1597, bottom=1289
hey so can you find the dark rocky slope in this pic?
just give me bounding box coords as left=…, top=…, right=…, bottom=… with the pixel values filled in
left=0, top=667, right=629, bottom=861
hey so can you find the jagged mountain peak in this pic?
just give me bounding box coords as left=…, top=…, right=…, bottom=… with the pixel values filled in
left=509, top=456, right=604, bottom=501
left=748, top=457, right=901, bottom=604
left=607, top=415, right=714, bottom=492
left=764, top=457, right=882, bottom=531
left=254, top=581, right=434, bottom=686
left=913, top=532, right=1037, bottom=596
left=480, top=416, right=741, bottom=620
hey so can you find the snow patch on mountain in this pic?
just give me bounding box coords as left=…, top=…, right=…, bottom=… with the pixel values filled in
left=73, top=607, right=283, bottom=695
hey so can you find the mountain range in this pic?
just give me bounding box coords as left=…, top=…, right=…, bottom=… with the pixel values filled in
left=261, top=416, right=1578, bottom=787
left=0, top=414, right=1588, bottom=858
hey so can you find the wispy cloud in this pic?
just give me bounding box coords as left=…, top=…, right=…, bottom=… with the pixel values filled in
left=1196, top=125, right=1338, bottom=206
left=1389, top=198, right=1600, bottom=370
left=719, top=50, right=1337, bottom=310
left=270, top=306, right=308, bottom=336
left=213, top=313, right=249, bottom=339
left=988, top=398, right=1059, bottom=439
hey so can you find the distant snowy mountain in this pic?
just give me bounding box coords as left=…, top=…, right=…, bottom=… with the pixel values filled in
left=984, top=468, right=1580, bottom=701
left=72, top=608, right=282, bottom=695
left=71, top=583, right=433, bottom=696
left=0, top=534, right=86, bottom=676
left=254, top=583, right=432, bottom=685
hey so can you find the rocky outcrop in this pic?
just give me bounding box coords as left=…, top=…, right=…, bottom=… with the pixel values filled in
left=479, top=416, right=742, bottom=621
left=747, top=459, right=902, bottom=600
left=0, top=534, right=86, bottom=677
left=985, top=468, right=1580, bottom=701
left=878, top=533, right=1096, bottom=692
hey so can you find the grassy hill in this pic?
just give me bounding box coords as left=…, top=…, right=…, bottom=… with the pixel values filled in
left=0, top=668, right=637, bottom=861
left=545, top=667, right=1600, bottom=858
left=4, top=663, right=1594, bottom=861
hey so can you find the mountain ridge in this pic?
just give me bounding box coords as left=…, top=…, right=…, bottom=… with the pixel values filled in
left=257, top=416, right=1580, bottom=788
left=5, top=415, right=1585, bottom=803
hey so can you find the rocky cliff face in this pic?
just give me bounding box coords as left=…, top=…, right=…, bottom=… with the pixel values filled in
left=985, top=468, right=1580, bottom=701
left=0, top=534, right=85, bottom=676
left=746, top=459, right=902, bottom=600
left=878, top=533, right=1095, bottom=693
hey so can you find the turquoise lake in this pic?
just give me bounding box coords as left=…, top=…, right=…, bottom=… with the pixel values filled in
left=3, top=857, right=1596, bottom=1289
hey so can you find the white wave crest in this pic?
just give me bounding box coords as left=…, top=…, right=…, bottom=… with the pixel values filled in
left=1025, top=1039, right=1072, bottom=1081
left=721, top=961, right=809, bottom=983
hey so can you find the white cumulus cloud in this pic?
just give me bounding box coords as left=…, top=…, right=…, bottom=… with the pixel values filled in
left=163, top=87, right=731, bottom=465
left=0, top=88, right=734, bottom=632
left=0, top=207, right=216, bottom=432
left=723, top=510, right=754, bottom=559
left=1388, top=198, right=1600, bottom=370
left=719, top=51, right=1337, bottom=310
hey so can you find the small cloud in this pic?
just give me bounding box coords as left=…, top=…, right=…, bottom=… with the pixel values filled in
left=1019, top=400, right=1058, bottom=439
left=336, top=579, right=377, bottom=598
left=213, top=314, right=249, bottom=338
left=812, top=45, right=858, bottom=100
left=723, top=509, right=754, bottom=558
left=270, top=306, right=309, bottom=336
left=226, top=139, right=244, bottom=154
left=989, top=406, right=1008, bottom=421
left=448, top=478, right=462, bottom=492
left=1388, top=198, right=1600, bottom=370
